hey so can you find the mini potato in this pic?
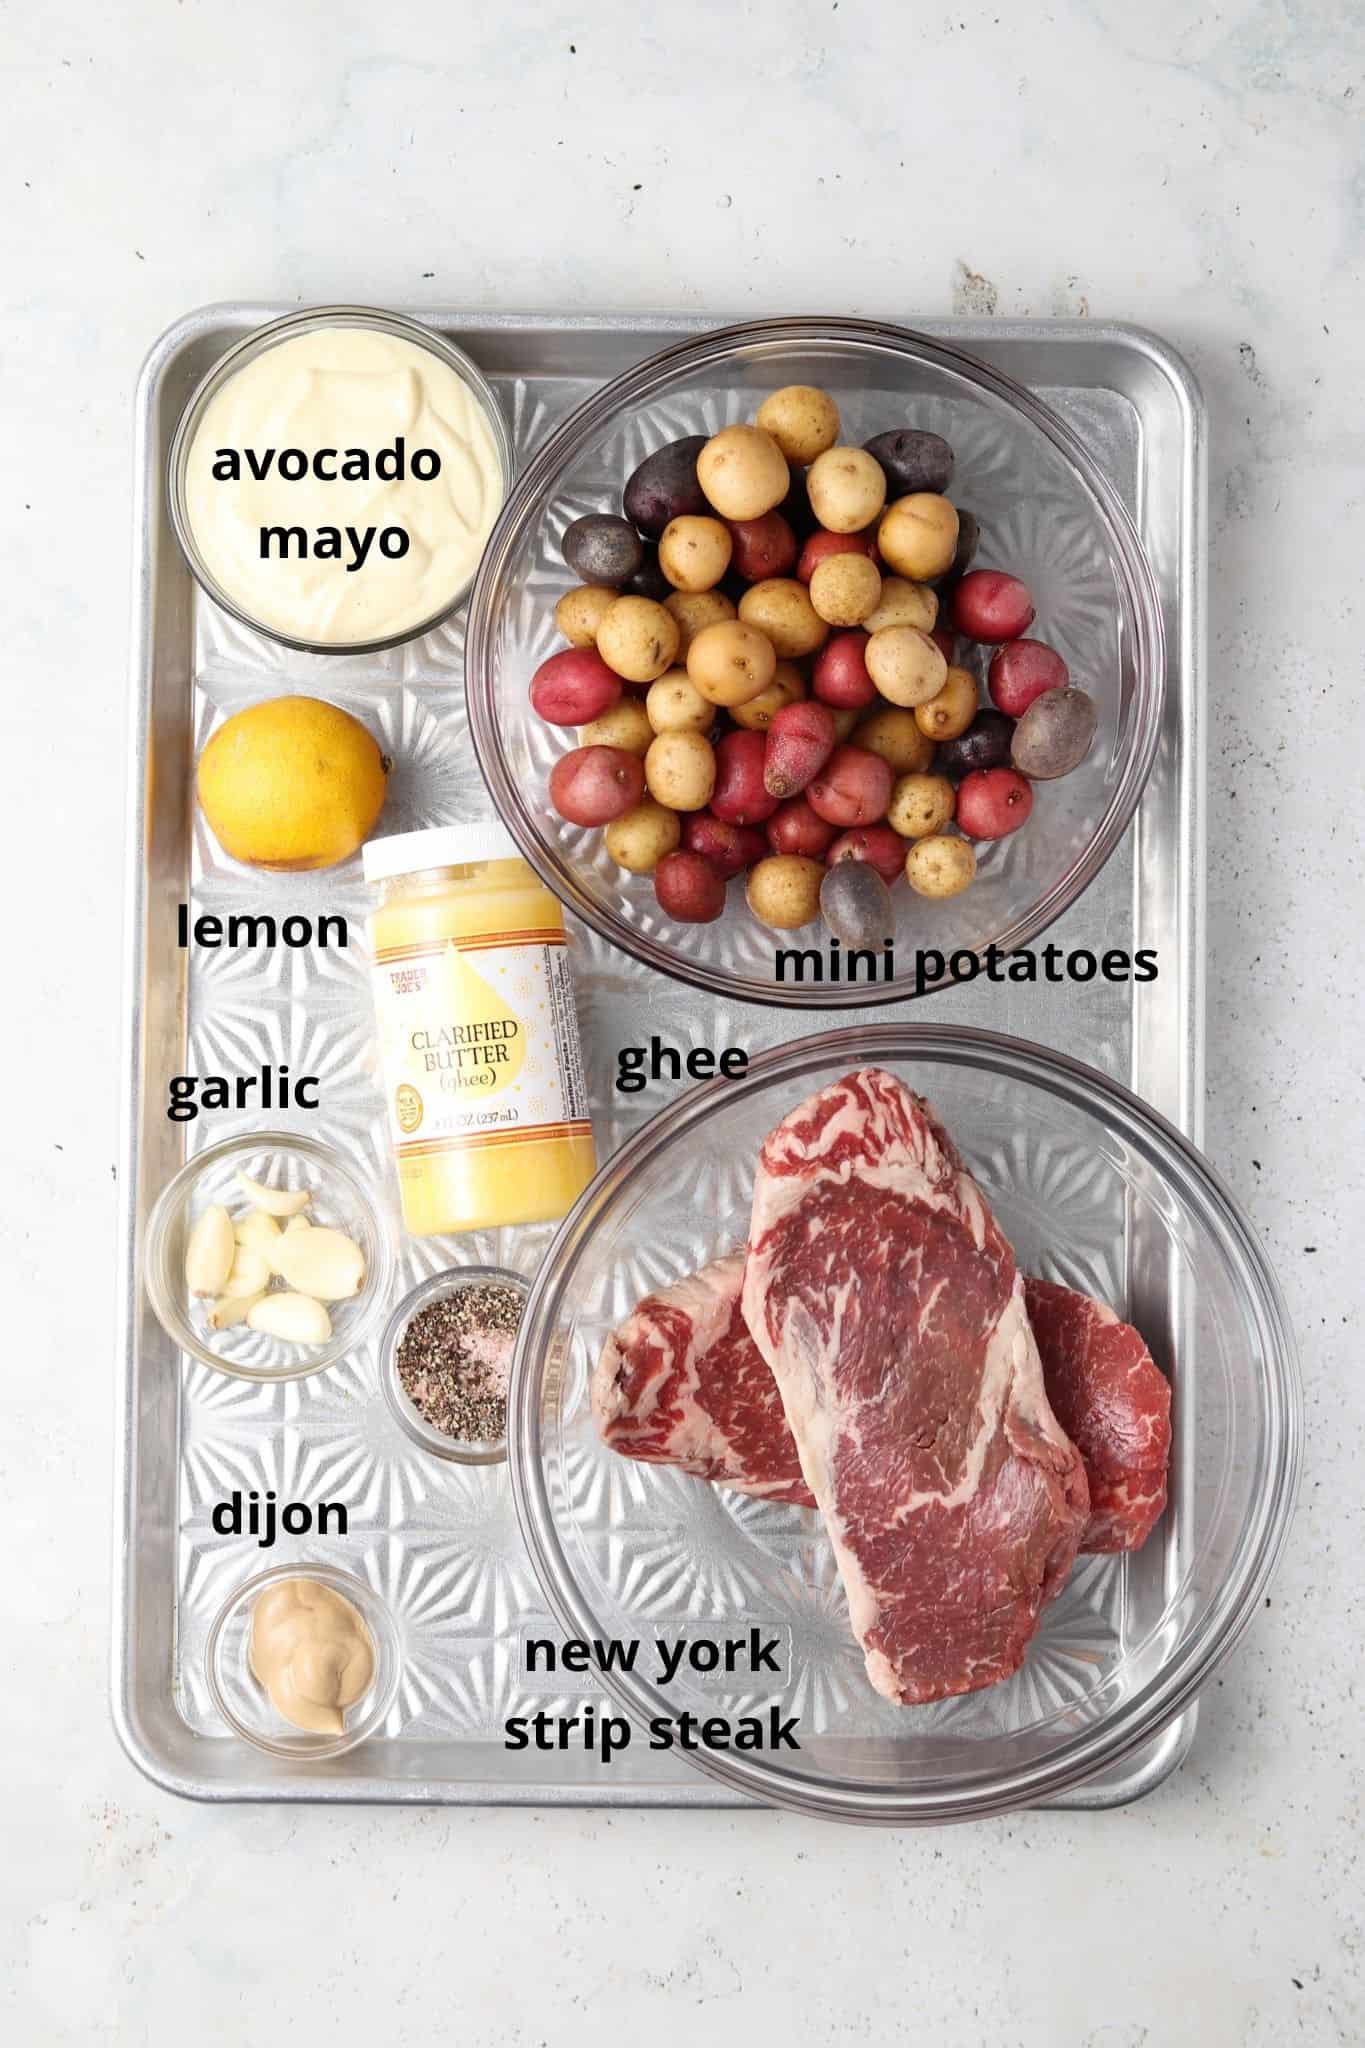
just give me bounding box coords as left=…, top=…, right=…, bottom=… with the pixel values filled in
left=729, top=660, right=807, bottom=732
left=646, top=668, right=715, bottom=734
left=855, top=705, right=937, bottom=776
left=687, top=619, right=778, bottom=706
left=663, top=588, right=736, bottom=654
left=808, top=552, right=882, bottom=627
left=580, top=697, right=655, bottom=755
left=905, top=833, right=977, bottom=898
left=806, top=446, right=888, bottom=534
left=887, top=771, right=957, bottom=840
left=862, top=576, right=938, bottom=635
left=829, top=705, right=861, bottom=743
left=738, top=579, right=829, bottom=660
left=644, top=729, right=717, bottom=812
left=554, top=583, right=617, bottom=648
left=658, top=514, right=733, bottom=593
left=696, top=425, right=790, bottom=521
left=746, top=854, right=825, bottom=930
left=914, top=665, right=979, bottom=741
left=877, top=493, right=960, bottom=581
left=755, top=385, right=841, bottom=465
left=865, top=624, right=949, bottom=707
left=596, top=596, right=681, bottom=684
left=603, top=798, right=683, bottom=873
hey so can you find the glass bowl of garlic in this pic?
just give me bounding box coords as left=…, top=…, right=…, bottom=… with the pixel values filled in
left=143, top=1132, right=397, bottom=1380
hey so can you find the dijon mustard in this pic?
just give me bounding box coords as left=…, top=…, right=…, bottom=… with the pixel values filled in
left=363, top=824, right=596, bottom=1237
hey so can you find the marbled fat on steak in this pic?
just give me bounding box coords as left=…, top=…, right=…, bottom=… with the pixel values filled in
left=597, top=1262, right=1166, bottom=1558
left=591, top=1253, right=814, bottom=1506
left=1021, top=1276, right=1171, bottom=1553
left=742, top=1068, right=1090, bottom=1705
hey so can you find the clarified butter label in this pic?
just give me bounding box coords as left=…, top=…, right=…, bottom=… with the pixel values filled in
left=370, top=934, right=590, bottom=1156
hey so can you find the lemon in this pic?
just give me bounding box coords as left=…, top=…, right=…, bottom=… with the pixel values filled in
left=197, top=696, right=390, bottom=871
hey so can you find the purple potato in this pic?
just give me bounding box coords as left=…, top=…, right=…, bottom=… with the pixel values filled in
left=562, top=513, right=644, bottom=587
left=936, top=709, right=1014, bottom=781
left=863, top=428, right=955, bottom=496
left=622, top=436, right=709, bottom=538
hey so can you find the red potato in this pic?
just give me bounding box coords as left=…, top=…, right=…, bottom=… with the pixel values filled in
left=806, top=744, right=895, bottom=828
left=548, top=745, right=645, bottom=826
left=763, top=699, right=836, bottom=799
left=811, top=630, right=877, bottom=709
left=953, top=570, right=1036, bottom=644
left=530, top=647, right=622, bottom=726
left=796, top=528, right=880, bottom=584
left=956, top=766, right=1035, bottom=839
left=766, top=796, right=837, bottom=859
left=682, top=812, right=767, bottom=878
left=988, top=638, right=1070, bottom=718
left=827, top=823, right=907, bottom=883
left=710, top=729, right=781, bottom=825
left=727, top=511, right=798, bottom=582
left=929, top=622, right=958, bottom=664
left=654, top=849, right=728, bottom=923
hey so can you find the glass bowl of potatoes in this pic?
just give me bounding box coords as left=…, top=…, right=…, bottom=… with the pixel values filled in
left=465, top=317, right=1165, bottom=1007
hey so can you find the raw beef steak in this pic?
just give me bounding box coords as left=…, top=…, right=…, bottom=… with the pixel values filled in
left=1022, top=1276, right=1171, bottom=1553
left=742, top=1067, right=1089, bottom=1705
left=596, top=1261, right=1167, bottom=1556
left=591, top=1253, right=814, bottom=1506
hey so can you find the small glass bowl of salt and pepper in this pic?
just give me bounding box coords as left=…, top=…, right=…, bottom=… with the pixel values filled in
left=379, top=1265, right=529, bottom=1466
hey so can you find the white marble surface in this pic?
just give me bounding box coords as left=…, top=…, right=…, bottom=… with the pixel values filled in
left=3, top=1, right=1362, bottom=2041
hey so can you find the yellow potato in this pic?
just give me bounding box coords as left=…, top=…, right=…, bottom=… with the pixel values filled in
left=877, top=494, right=959, bottom=581
left=596, top=596, right=681, bottom=684
left=806, top=446, right=888, bottom=533
left=746, top=855, right=825, bottom=930
left=905, top=833, right=977, bottom=898
left=738, top=578, right=828, bottom=659
left=887, top=772, right=956, bottom=840
left=862, top=576, right=938, bottom=635
left=755, top=385, right=840, bottom=465
left=808, top=553, right=882, bottom=627
left=866, top=625, right=948, bottom=707
left=658, top=515, right=733, bottom=593
left=829, top=705, right=862, bottom=743
left=855, top=705, right=937, bottom=776
left=914, top=666, right=979, bottom=741
left=729, top=661, right=807, bottom=733
left=645, top=669, right=714, bottom=734
left=686, top=619, right=778, bottom=706
left=664, top=588, right=736, bottom=654
left=644, top=730, right=717, bottom=812
left=604, top=799, right=682, bottom=873
left=696, top=425, right=790, bottom=520
left=580, top=698, right=654, bottom=756
left=555, top=584, right=617, bottom=648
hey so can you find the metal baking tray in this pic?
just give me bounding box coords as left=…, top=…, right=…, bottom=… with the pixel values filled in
left=116, top=309, right=1206, bottom=1807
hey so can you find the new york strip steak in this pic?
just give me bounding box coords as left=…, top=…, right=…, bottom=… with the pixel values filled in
left=741, top=1068, right=1089, bottom=1705
left=593, top=1259, right=1168, bottom=1555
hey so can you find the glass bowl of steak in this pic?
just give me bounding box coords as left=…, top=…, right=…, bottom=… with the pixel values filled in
left=506, top=1023, right=1301, bottom=1825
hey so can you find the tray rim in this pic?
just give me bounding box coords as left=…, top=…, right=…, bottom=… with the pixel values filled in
left=115, top=307, right=1208, bottom=1812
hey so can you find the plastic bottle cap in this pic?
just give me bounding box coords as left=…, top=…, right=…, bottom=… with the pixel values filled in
left=362, top=821, right=523, bottom=883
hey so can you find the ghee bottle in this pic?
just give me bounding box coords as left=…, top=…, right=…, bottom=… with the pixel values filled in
left=363, top=824, right=596, bottom=1236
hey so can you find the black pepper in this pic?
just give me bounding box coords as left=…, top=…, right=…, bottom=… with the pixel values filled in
left=396, top=1283, right=524, bottom=1444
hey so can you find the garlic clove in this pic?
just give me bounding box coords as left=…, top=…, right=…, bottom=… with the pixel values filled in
left=283, top=1215, right=311, bottom=1236
left=207, top=1289, right=268, bottom=1331
left=247, top=1292, right=333, bottom=1343
left=185, top=1204, right=235, bottom=1297
left=235, top=1209, right=283, bottom=1260
left=224, top=1245, right=273, bottom=1297
left=236, top=1173, right=312, bottom=1218
left=272, top=1226, right=366, bottom=1303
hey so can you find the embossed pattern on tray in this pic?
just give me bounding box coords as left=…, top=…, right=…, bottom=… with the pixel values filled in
left=111, top=314, right=1207, bottom=1809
